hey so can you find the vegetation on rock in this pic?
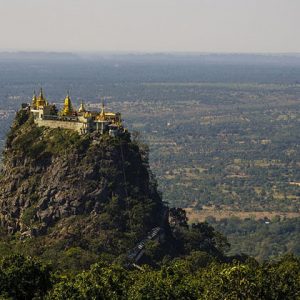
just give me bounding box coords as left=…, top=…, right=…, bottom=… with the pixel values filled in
left=0, top=109, right=299, bottom=299
left=0, top=109, right=165, bottom=268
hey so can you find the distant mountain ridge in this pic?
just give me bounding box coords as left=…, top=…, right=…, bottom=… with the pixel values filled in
left=0, top=51, right=300, bottom=65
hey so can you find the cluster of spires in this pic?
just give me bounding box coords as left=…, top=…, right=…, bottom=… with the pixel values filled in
left=31, top=88, right=87, bottom=116
left=31, top=88, right=48, bottom=108
left=29, top=88, right=123, bottom=134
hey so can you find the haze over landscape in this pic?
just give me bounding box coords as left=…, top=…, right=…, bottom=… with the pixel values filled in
left=0, top=1, right=299, bottom=299
left=0, top=0, right=299, bottom=53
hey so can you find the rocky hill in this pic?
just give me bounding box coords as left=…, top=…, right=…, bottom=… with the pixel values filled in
left=0, top=109, right=165, bottom=257
left=0, top=108, right=230, bottom=271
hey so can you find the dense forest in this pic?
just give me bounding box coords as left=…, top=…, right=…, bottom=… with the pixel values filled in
left=0, top=253, right=299, bottom=299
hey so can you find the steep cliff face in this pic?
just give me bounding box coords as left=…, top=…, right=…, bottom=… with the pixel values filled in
left=0, top=109, right=163, bottom=251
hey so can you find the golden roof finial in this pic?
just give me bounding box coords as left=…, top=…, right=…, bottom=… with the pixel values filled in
left=63, top=91, right=73, bottom=115
left=78, top=100, right=86, bottom=113
left=96, top=99, right=106, bottom=121
left=36, top=87, right=47, bottom=107
left=100, top=100, right=106, bottom=117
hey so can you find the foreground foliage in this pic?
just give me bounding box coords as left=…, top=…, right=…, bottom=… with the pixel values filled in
left=0, top=254, right=299, bottom=299
left=0, top=255, right=52, bottom=299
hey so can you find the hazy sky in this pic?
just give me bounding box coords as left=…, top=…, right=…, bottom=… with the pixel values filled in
left=0, top=0, right=299, bottom=53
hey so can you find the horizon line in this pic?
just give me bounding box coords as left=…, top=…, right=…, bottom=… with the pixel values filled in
left=0, top=50, right=300, bottom=56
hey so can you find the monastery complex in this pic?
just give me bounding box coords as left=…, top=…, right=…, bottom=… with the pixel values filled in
left=28, top=89, right=124, bottom=136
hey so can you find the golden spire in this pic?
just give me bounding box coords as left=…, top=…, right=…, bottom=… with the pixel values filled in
left=63, top=91, right=73, bottom=115
left=78, top=100, right=86, bottom=113
left=36, top=88, right=47, bottom=107
left=97, top=100, right=106, bottom=121
left=100, top=101, right=105, bottom=116
left=31, top=90, right=37, bottom=108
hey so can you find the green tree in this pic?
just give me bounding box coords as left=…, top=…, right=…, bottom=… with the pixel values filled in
left=48, top=261, right=131, bottom=300
left=0, top=254, right=52, bottom=299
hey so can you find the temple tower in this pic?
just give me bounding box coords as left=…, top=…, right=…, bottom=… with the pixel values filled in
left=36, top=88, right=47, bottom=107
left=63, top=92, right=73, bottom=116
left=78, top=101, right=86, bottom=113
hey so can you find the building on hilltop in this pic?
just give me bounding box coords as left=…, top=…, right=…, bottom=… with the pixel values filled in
left=29, top=89, right=123, bottom=136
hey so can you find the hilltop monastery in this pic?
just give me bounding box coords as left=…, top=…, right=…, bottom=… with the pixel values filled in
left=28, top=89, right=123, bottom=136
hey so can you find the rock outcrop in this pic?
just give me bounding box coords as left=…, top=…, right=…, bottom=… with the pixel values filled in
left=0, top=109, right=164, bottom=248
